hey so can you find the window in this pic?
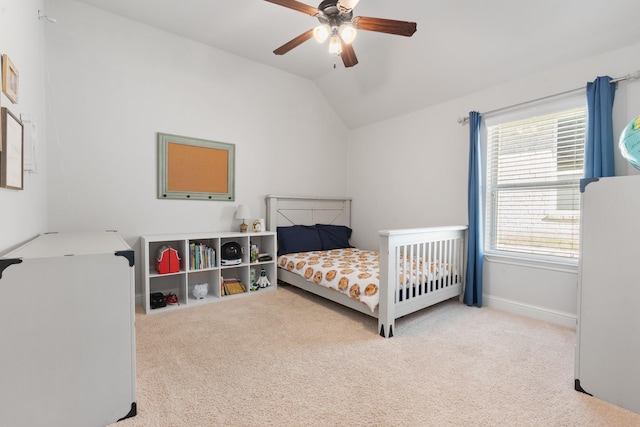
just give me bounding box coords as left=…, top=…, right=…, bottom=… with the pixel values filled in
left=484, top=106, right=587, bottom=260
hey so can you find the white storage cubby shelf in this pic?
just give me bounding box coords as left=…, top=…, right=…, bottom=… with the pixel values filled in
left=141, top=231, right=277, bottom=314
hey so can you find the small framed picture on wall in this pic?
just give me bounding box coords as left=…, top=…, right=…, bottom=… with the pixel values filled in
left=1, top=107, right=24, bottom=190
left=2, top=54, right=19, bottom=104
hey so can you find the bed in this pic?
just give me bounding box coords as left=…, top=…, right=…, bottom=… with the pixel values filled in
left=266, top=195, right=468, bottom=338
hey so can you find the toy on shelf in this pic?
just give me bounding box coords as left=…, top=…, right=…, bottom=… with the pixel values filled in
left=221, top=241, right=242, bottom=266
left=192, top=283, right=208, bottom=300
left=255, top=269, right=270, bottom=288
left=156, top=246, right=180, bottom=274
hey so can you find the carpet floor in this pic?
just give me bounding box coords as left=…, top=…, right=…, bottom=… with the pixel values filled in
left=111, top=285, right=640, bottom=426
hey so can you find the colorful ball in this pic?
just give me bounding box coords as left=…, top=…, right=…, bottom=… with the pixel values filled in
left=619, top=115, right=640, bottom=170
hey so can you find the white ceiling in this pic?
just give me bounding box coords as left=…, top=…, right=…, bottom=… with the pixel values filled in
left=73, top=0, right=640, bottom=128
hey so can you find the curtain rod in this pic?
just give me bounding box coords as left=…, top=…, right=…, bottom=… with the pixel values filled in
left=457, top=70, right=640, bottom=125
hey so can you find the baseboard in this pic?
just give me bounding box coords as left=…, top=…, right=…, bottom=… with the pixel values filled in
left=483, top=295, right=577, bottom=329
left=135, top=292, right=578, bottom=329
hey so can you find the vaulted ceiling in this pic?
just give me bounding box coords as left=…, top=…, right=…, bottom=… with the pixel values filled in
left=74, top=0, right=640, bottom=128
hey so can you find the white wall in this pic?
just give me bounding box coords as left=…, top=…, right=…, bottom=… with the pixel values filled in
left=0, top=0, right=48, bottom=254
left=43, top=0, right=349, bottom=296
left=347, top=101, right=469, bottom=250
left=348, top=42, right=640, bottom=327
left=7, top=0, right=640, bottom=324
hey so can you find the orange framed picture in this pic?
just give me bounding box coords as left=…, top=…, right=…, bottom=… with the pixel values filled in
left=2, top=54, right=19, bottom=104
left=157, top=133, right=235, bottom=201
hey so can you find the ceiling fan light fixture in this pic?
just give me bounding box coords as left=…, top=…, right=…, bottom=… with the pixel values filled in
left=328, top=34, right=342, bottom=55
left=266, top=0, right=417, bottom=67
left=313, top=24, right=330, bottom=43
left=339, top=24, right=356, bottom=44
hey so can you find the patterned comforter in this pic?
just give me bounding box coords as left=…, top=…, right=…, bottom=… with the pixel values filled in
left=278, top=248, right=455, bottom=312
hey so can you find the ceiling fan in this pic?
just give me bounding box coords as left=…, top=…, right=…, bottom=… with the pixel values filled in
left=264, top=0, right=417, bottom=68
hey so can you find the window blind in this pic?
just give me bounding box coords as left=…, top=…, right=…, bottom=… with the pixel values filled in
left=485, top=107, right=587, bottom=259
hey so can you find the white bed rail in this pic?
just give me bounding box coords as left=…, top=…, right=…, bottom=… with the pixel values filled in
left=378, top=226, right=468, bottom=338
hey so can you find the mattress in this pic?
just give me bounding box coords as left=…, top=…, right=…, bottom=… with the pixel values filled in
left=278, top=248, right=456, bottom=312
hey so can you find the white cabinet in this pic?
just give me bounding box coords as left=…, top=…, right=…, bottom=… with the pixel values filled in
left=141, top=231, right=277, bottom=314
left=576, top=175, right=640, bottom=414
left=0, top=231, right=137, bottom=427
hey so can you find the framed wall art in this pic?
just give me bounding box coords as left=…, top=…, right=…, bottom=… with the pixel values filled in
left=1, top=107, right=24, bottom=190
left=157, top=132, right=235, bottom=201
left=2, top=54, right=19, bottom=104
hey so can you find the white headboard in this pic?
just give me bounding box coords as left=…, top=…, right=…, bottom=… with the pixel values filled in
left=266, top=195, right=351, bottom=231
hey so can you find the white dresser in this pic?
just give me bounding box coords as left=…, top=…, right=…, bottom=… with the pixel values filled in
left=0, top=231, right=137, bottom=427
left=576, top=175, right=640, bottom=414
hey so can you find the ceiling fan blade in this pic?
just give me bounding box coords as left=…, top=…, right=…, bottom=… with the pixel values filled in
left=340, top=40, right=358, bottom=68
left=273, top=29, right=315, bottom=55
left=337, top=0, right=360, bottom=13
left=264, top=0, right=319, bottom=16
left=352, top=16, right=417, bottom=37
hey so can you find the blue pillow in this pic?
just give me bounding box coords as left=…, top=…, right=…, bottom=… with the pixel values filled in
left=276, top=225, right=322, bottom=256
left=316, top=224, right=353, bottom=250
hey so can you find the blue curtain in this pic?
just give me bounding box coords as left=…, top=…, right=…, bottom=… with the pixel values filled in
left=585, top=76, right=616, bottom=178
left=464, top=111, right=483, bottom=307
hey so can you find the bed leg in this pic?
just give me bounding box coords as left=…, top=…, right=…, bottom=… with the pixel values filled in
left=379, top=323, right=394, bottom=338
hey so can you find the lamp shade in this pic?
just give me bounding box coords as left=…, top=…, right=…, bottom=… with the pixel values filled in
left=328, top=35, right=342, bottom=55
left=339, top=24, right=356, bottom=44
left=235, top=204, right=251, bottom=220
left=313, top=24, right=330, bottom=43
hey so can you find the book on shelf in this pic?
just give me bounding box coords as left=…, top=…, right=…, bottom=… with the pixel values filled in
left=189, top=243, right=216, bottom=270
left=222, top=278, right=246, bottom=296
left=257, top=253, right=272, bottom=262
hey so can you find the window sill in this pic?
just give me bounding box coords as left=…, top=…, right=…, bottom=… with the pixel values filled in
left=483, top=251, right=578, bottom=274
